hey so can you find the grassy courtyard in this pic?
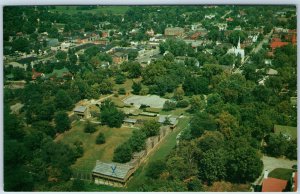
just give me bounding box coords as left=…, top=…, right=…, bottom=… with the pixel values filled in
left=55, top=121, right=133, bottom=173
left=268, top=168, right=294, bottom=180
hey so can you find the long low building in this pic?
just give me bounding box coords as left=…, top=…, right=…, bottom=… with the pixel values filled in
left=92, top=161, right=135, bottom=187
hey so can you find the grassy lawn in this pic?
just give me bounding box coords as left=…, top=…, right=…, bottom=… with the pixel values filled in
left=113, top=79, right=133, bottom=93
left=269, top=168, right=294, bottom=180
left=126, top=117, right=190, bottom=190
left=55, top=121, right=133, bottom=173
left=274, top=124, right=297, bottom=140
left=51, top=6, right=129, bottom=15
left=160, top=107, right=190, bottom=116
left=110, top=96, right=126, bottom=108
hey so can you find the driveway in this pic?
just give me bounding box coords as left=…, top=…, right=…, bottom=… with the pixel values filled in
left=253, top=155, right=297, bottom=185
left=262, top=155, right=297, bottom=172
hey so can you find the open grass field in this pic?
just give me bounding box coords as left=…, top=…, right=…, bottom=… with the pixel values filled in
left=55, top=121, right=133, bottom=173
left=51, top=6, right=129, bottom=15
left=268, top=168, right=294, bottom=180
left=113, top=79, right=133, bottom=93
left=160, top=106, right=190, bottom=116
left=126, top=117, right=190, bottom=190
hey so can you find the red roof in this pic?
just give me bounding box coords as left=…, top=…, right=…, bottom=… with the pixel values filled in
left=226, top=17, right=234, bottom=22
left=32, top=69, right=43, bottom=80
left=262, top=178, right=287, bottom=192
left=272, top=38, right=281, bottom=42
left=270, top=41, right=289, bottom=50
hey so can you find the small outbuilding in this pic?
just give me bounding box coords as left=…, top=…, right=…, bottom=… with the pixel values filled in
left=158, top=115, right=178, bottom=129
left=92, top=161, right=135, bottom=187
left=73, top=105, right=90, bottom=119
left=123, top=118, right=137, bottom=127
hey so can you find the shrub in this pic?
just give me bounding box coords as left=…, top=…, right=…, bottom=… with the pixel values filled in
left=96, top=132, right=106, bottom=144
left=84, top=121, right=96, bottom=133
left=176, top=100, right=189, bottom=108
left=163, top=100, right=176, bottom=111
left=118, top=88, right=126, bottom=95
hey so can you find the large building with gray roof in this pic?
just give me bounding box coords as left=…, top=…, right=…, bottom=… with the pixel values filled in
left=92, top=161, right=135, bottom=187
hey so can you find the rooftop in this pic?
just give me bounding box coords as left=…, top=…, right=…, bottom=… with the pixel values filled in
left=262, top=177, right=287, bottom=192
left=92, top=161, right=134, bottom=180
left=158, top=115, right=178, bottom=125
left=74, top=106, right=87, bottom=113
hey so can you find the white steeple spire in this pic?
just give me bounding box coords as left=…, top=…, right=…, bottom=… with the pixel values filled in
left=237, top=36, right=241, bottom=49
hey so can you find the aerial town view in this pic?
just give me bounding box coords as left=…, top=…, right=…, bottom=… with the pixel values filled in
left=3, top=5, right=297, bottom=192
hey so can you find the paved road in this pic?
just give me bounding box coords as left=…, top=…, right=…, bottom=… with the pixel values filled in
left=221, top=10, right=232, bottom=19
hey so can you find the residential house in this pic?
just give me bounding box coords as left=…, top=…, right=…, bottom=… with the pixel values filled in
left=123, top=118, right=137, bottom=127
left=146, top=29, right=155, bottom=37
left=226, top=17, right=234, bottom=22
left=204, top=14, right=216, bottom=19
left=112, top=52, right=128, bottom=64
left=32, top=68, right=44, bottom=80
left=73, top=105, right=90, bottom=119
left=262, top=178, right=288, bottom=192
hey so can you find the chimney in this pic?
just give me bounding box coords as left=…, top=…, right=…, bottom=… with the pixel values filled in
left=264, top=170, right=269, bottom=179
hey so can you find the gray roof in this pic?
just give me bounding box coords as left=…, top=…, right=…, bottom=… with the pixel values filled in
left=92, top=161, right=134, bottom=180
left=158, top=115, right=178, bottom=125
left=48, top=38, right=59, bottom=47
left=123, top=118, right=137, bottom=124
left=74, top=106, right=87, bottom=113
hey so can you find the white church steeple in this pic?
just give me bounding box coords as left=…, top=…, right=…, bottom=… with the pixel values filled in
left=237, top=36, right=241, bottom=49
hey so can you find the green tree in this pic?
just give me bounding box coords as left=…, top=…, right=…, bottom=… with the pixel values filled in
left=174, top=87, right=184, bottom=100
left=265, top=133, right=289, bottom=157
left=54, top=111, right=71, bottom=133
left=71, top=179, right=85, bottom=191
left=55, top=51, right=67, bottom=61
left=84, top=120, right=96, bottom=133
left=141, top=120, right=161, bottom=137
left=146, top=160, right=167, bottom=179
left=198, top=148, right=227, bottom=185
left=115, top=74, right=126, bottom=84
left=227, top=146, right=263, bottom=183
left=189, top=95, right=205, bottom=113
left=113, top=142, right=132, bottom=163
left=132, top=81, right=142, bottom=95
left=118, top=88, right=126, bottom=95
left=163, top=100, right=176, bottom=111
left=100, top=100, right=125, bottom=128
left=96, top=133, right=106, bottom=144
left=176, top=100, right=189, bottom=108
left=129, top=129, right=146, bottom=152
left=55, top=89, right=73, bottom=110
left=190, top=112, right=217, bottom=138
